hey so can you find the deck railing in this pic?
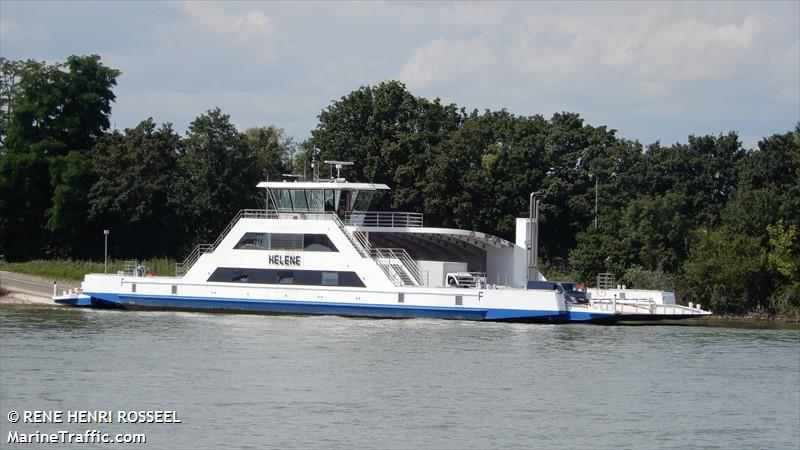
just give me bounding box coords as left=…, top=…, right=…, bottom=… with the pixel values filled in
left=345, top=211, right=423, bottom=228
left=175, top=244, right=213, bottom=276
left=589, top=298, right=707, bottom=316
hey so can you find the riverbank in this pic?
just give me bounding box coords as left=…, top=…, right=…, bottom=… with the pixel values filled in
left=704, top=313, right=800, bottom=323
left=0, top=291, right=61, bottom=307
left=0, top=270, right=76, bottom=308
left=685, top=314, right=800, bottom=330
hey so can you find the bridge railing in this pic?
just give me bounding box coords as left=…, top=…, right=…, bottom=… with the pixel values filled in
left=345, top=211, right=423, bottom=228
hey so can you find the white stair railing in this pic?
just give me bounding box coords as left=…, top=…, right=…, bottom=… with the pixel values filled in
left=370, top=248, right=422, bottom=286
left=330, top=214, right=371, bottom=257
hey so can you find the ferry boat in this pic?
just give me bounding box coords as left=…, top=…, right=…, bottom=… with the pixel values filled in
left=54, top=169, right=710, bottom=323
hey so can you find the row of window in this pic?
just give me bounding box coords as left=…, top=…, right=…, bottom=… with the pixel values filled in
left=234, top=233, right=338, bottom=252
left=269, top=188, right=375, bottom=213
left=207, top=267, right=366, bottom=288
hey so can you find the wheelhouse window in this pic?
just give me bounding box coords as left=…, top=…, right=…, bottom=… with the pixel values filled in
left=351, top=190, right=375, bottom=211
left=324, top=189, right=336, bottom=212
left=234, top=233, right=338, bottom=252
left=307, top=189, right=324, bottom=212
left=290, top=190, right=309, bottom=212
left=274, top=189, right=293, bottom=211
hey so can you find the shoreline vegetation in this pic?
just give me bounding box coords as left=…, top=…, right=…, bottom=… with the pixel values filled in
left=1, top=55, right=798, bottom=319
left=0, top=259, right=175, bottom=283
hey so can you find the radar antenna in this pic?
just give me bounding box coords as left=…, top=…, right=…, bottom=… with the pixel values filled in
left=324, top=160, right=353, bottom=182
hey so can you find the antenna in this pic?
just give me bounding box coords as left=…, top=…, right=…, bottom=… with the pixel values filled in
left=311, top=147, right=320, bottom=182
left=324, top=160, right=353, bottom=181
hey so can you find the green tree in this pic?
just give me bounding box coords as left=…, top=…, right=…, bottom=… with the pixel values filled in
left=0, top=152, right=50, bottom=259
left=641, top=133, right=744, bottom=227
left=681, top=227, right=770, bottom=314
left=243, top=125, right=294, bottom=182
left=618, top=192, right=692, bottom=272
left=766, top=221, right=800, bottom=316
left=89, top=119, right=183, bottom=258
left=0, top=55, right=119, bottom=260
left=0, top=57, right=23, bottom=150
left=174, top=109, right=262, bottom=251
left=723, top=129, right=800, bottom=239
left=308, top=81, right=462, bottom=212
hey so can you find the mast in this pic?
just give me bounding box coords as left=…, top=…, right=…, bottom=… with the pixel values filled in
left=528, top=192, right=541, bottom=281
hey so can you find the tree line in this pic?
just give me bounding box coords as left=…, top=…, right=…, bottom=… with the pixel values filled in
left=1, top=56, right=294, bottom=261
left=1, top=55, right=797, bottom=316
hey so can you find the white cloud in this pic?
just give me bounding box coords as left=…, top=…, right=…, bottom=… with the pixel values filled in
left=2, top=1, right=796, bottom=149
left=179, top=2, right=278, bottom=64
left=234, top=10, right=271, bottom=32
left=182, top=2, right=272, bottom=37
left=0, top=18, right=18, bottom=36
left=401, top=36, right=500, bottom=89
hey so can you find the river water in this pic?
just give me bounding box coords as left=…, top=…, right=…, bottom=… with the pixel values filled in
left=1, top=305, right=798, bottom=449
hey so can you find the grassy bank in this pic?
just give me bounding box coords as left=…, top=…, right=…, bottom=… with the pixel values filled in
left=0, top=258, right=176, bottom=283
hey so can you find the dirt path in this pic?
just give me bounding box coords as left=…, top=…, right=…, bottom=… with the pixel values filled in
left=0, top=271, right=78, bottom=306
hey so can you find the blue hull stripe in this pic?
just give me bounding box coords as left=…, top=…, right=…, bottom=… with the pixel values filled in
left=84, top=292, right=559, bottom=321
left=565, top=310, right=617, bottom=322
left=54, top=295, right=93, bottom=307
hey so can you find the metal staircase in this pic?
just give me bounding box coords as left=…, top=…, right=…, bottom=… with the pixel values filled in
left=330, top=214, right=371, bottom=258
left=370, top=248, right=422, bottom=287
left=332, top=215, right=422, bottom=286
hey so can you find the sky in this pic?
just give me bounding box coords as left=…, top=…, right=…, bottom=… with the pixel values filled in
left=1, top=1, right=798, bottom=149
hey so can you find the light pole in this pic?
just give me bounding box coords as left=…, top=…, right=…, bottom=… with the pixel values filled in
left=594, top=175, right=598, bottom=230
left=589, top=174, right=598, bottom=230
left=103, top=229, right=109, bottom=274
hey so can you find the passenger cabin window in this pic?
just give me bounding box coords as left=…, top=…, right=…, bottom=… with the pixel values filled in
left=303, top=234, right=337, bottom=252
left=208, top=267, right=365, bottom=287
left=271, top=233, right=304, bottom=250
left=321, top=272, right=339, bottom=286
left=235, top=233, right=269, bottom=250
left=234, top=233, right=338, bottom=252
